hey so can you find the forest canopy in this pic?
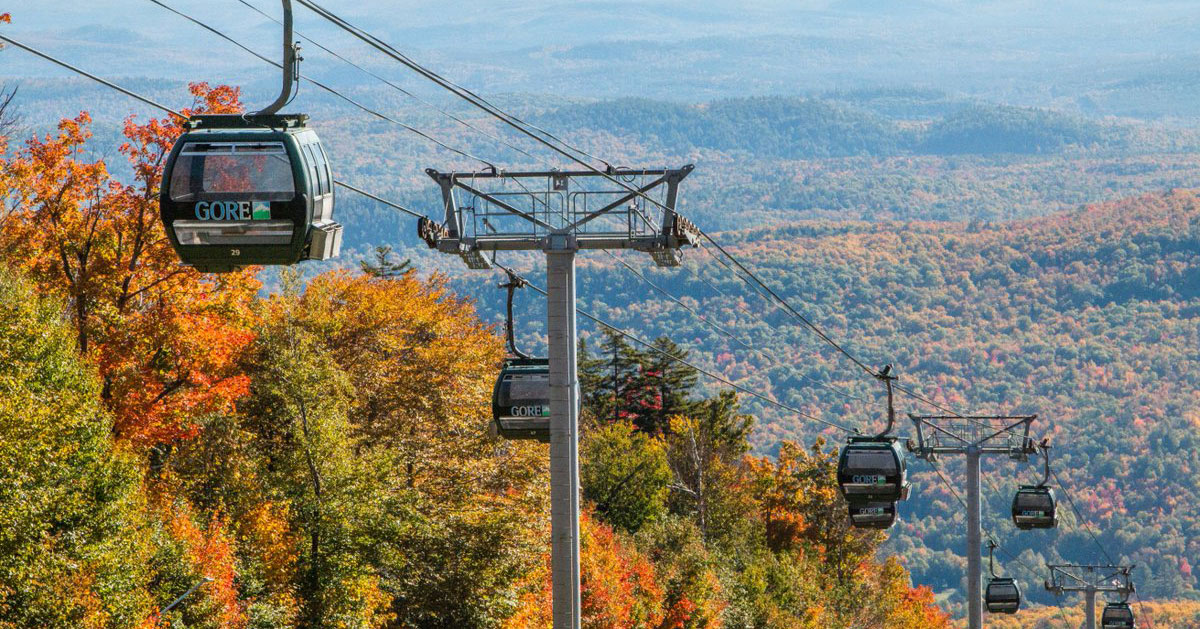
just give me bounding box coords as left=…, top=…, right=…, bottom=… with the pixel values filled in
left=0, top=85, right=949, bottom=628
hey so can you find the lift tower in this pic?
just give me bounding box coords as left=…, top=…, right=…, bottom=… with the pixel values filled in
left=908, top=414, right=1038, bottom=629
left=1045, top=564, right=1136, bottom=629
left=421, top=165, right=697, bottom=629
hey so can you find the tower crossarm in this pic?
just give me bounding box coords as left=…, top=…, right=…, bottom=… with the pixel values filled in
left=421, top=165, right=696, bottom=268
left=908, top=414, right=1038, bottom=461
left=1044, top=564, right=1136, bottom=595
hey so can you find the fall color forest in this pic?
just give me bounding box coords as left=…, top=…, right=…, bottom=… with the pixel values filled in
left=0, top=82, right=952, bottom=627
left=7, top=2, right=1200, bottom=627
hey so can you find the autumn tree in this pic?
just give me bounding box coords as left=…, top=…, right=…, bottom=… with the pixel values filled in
left=0, top=270, right=154, bottom=627
left=637, top=337, right=701, bottom=434
left=0, top=83, right=259, bottom=448
left=239, top=271, right=392, bottom=627
left=665, top=392, right=754, bottom=543
left=582, top=420, right=672, bottom=533
left=636, top=516, right=727, bottom=629
left=581, top=513, right=667, bottom=629
left=505, top=510, right=671, bottom=629
left=749, top=439, right=880, bottom=565
left=0, top=85, right=17, bottom=144
left=359, top=244, right=412, bottom=277
left=847, top=558, right=951, bottom=629
left=744, top=440, right=949, bottom=628
left=297, top=270, right=549, bottom=626
left=721, top=548, right=824, bottom=629
left=146, top=500, right=246, bottom=629
left=580, top=330, right=661, bottom=428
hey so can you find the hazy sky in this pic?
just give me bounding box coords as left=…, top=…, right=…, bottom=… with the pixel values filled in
left=3, top=1, right=1199, bottom=112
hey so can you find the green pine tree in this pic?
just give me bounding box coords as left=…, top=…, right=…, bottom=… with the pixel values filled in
left=359, top=245, right=412, bottom=278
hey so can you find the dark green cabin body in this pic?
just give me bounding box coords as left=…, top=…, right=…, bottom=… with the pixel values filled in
left=160, top=114, right=340, bottom=272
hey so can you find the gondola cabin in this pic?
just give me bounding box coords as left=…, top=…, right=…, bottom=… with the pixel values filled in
left=160, top=114, right=342, bottom=272
left=1101, top=602, right=1135, bottom=629
left=837, top=437, right=909, bottom=502
left=985, top=577, right=1021, bottom=614
left=847, top=500, right=897, bottom=529
left=1011, top=486, right=1058, bottom=530
left=491, top=358, right=550, bottom=442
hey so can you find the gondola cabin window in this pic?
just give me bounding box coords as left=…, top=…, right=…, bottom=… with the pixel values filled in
left=169, top=142, right=295, bottom=202
left=499, top=372, right=550, bottom=418
left=845, top=450, right=896, bottom=480
left=1014, top=491, right=1053, bottom=517
left=837, top=438, right=908, bottom=502
left=1101, top=602, right=1134, bottom=628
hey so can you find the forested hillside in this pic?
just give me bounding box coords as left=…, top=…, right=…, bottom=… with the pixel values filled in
left=519, top=189, right=1200, bottom=618
left=6, top=9, right=1200, bottom=621
left=0, top=85, right=952, bottom=627
left=299, top=93, right=1200, bottom=254
left=537, top=98, right=1123, bottom=159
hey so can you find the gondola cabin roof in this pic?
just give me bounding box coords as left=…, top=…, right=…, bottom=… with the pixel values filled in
left=184, top=113, right=311, bottom=131
left=501, top=357, right=552, bottom=370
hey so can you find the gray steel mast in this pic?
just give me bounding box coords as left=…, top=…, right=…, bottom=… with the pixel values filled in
left=1045, top=564, right=1136, bottom=629
left=421, top=165, right=697, bottom=628
left=909, top=414, right=1039, bottom=629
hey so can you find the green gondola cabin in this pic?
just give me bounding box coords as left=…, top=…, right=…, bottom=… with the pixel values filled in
left=160, top=114, right=342, bottom=272
left=491, top=357, right=551, bottom=442
left=837, top=436, right=910, bottom=503
left=985, top=577, right=1021, bottom=614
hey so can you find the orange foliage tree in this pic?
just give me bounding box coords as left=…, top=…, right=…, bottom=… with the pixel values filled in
left=746, top=440, right=949, bottom=628
left=0, top=83, right=259, bottom=447
left=748, top=439, right=882, bottom=570
left=292, top=269, right=536, bottom=497
left=235, top=268, right=547, bottom=626
left=161, top=501, right=245, bottom=628
left=505, top=510, right=667, bottom=629
left=581, top=513, right=666, bottom=628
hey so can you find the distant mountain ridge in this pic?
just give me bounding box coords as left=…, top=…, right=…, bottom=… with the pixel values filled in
left=538, top=96, right=1123, bottom=158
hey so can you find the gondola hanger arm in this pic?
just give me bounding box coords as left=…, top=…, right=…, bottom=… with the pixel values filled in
left=875, top=364, right=897, bottom=438
left=1038, top=439, right=1051, bottom=487
left=500, top=268, right=530, bottom=360
left=259, top=0, right=298, bottom=115
left=987, top=540, right=998, bottom=578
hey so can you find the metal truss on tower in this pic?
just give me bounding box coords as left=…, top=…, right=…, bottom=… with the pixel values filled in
left=419, top=166, right=698, bottom=268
